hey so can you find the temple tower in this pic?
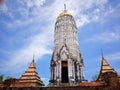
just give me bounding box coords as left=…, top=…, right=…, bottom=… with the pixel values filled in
left=49, top=5, right=85, bottom=86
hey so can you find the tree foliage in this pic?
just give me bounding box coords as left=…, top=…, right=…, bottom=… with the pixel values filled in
left=92, top=72, right=99, bottom=81
left=0, top=75, right=3, bottom=83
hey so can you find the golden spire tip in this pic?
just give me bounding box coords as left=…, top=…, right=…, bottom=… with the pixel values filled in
left=101, top=48, right=104, bottom=59
left=33, top=54, right=35, bottom=61
left=64, top=4, right=66, bottom=11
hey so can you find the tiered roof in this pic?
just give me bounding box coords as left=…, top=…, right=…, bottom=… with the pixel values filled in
left=19, top=58, right=44, bottom=87
left=97, top=55, right=116, bottom=80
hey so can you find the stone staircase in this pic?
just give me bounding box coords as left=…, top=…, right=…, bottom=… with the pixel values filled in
left=59, top=83, right=70, bottom=86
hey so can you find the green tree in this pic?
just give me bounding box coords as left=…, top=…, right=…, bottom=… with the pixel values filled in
left=0, top=75, right=3, bottom=83
left=92, top=72, right=99, bottom=81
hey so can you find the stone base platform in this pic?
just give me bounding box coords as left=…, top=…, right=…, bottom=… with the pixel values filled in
left=1, top=85, right=120, bottom=90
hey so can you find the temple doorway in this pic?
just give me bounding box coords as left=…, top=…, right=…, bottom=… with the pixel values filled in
left=61, top=61, right=68, bottom=83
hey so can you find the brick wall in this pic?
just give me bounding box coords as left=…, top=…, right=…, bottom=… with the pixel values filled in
left=0, top=86, right=119, bottom=90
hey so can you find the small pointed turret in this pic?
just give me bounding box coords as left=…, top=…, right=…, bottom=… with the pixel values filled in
left=29, top=54, right=35, bottom=68
left=97, top=53, right=116, bottom=80
left=19, top=57, right=44, bottom=87
left=101, top=49, right=104, bottom=60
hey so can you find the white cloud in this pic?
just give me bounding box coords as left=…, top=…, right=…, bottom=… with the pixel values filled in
left=17, top=0, right=46, bottom=7
left=0, top=0, right=119, bottom=79
left=0, top=30, right=53, bottom=75
left=0, top=49, right=11, bottom=55
left=106, top=52, right=120, bottom=62
left=41, top=77, right=49, bottom=86
left=0, top=3, right=8, bottom=12
left=105, top=52, right=120, bottom=75
left=84, top=31, right=120, bottom=43
left=96, top=0, right=108, bottom=5
left=76, top=14, right=90, bottom=27
left=26, top=0, right=46, bottom=7
left=1, top=0, right=113, bottom=29
left=93, top=8, right=100, bottom=14
left=62, top=0, right=110, bottom=28
left=18, top=7, right=29, bottom=17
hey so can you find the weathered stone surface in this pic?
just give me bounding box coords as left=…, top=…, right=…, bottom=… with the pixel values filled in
left=49, top=6, right=85, bottom=86
left=1, top=85, right=120, bottom=90
left=101, top=72, right=119, bottom=86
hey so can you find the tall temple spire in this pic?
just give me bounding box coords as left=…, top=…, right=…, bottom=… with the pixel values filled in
left=49, top=5, right=85, bottom=86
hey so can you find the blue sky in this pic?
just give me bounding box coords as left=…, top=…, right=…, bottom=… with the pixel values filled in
left=0, top=0, right=120, bottom=85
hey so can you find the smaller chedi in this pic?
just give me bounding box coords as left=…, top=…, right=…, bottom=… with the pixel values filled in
left=97, top=53, right=120, bottom=86
left=18, top=58, right=44, bottom=87
left=78, top=53, right=120, bottom=87
left=3, top=57, right=44, bottom=88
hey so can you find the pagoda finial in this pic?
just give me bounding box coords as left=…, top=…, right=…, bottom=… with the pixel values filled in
left=101, top=48, right=104, bottom=60
left=33, top=54, right=35, bottom=61
left=64, top=4, right=67, bottom=11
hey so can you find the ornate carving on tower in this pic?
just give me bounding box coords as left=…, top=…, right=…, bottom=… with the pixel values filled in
left=49, top=5, right=85, bottom=86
